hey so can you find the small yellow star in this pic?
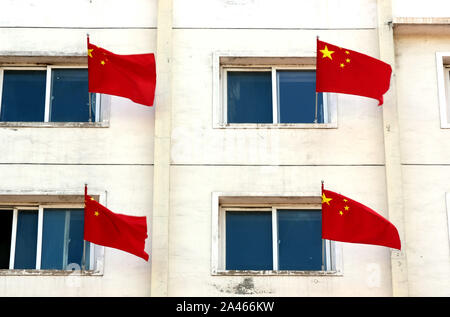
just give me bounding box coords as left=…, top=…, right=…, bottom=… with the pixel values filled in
left=344, top=205, right=349, bottom=211
left=320, top=45, right=335, bottom=60
left=88, top=48, right=94, bottom=58
left=100, top=60, right=106, bottom=65
left=346, top=58, right=350, bottom=63
left=339, top=211, right=343, bottom=216
left=343, top=199, right=348, bottom=202
left=322, top=193, right=333, bottom=205
left=94, top=211, right=99, bottom=216
left=345, top=51, right=350, bottom=55
left=340, top=63, right=345, bottom=68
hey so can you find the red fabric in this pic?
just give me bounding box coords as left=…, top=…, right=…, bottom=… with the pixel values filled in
left=84, top=194, right=149, bottom=261
left=88, top=39, right=156, bottom=107
left=322, top=188, right=401, bottom=250
left=316, top=39, right=392, bottom=105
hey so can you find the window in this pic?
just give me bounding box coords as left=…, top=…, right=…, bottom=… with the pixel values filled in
left=224, top=208, right=330, bottom=271
left=213, top=55, right=337, bottom=128
left=212, top=194, right=342, bottom=275
left=436, top=52, right=450, bottom=128
left=0, top=208, right=91, bottom=271
left=0, top=194, right=104, bottom=274
left=0, top=66, right=100, bottom=124
left=224, top=69, right=326, bottom=124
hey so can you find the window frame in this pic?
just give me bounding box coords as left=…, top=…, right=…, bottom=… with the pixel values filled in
left=211, top=192, right=343, bottom=276
left=0, top=65, right=110, bottom=128
left=446, top=192, right=450, bottom=248
left=222, top=66, right=330, bottom=125
left=436, top=52, right=450, bottom=128
left=0, top=191, right=106, bottom=276
left=213, top=52, right=338, bottom=129
left=445, top=66, right=450, bottom=124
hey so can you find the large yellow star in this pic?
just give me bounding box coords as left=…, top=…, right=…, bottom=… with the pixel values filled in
left=320, top=45, right=334, bottom=60
left=322, top=193, right=333, bottom=205
left=88, top=48, right=94, bottom=58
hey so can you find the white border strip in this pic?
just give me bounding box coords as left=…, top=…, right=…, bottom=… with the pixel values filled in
left=436, top=52, right=450, bottom=128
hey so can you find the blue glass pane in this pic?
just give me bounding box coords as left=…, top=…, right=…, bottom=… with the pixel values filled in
left=14, top=211, right=38, bottom=269
left=41, top=209, right=89, bottom=270
left=226, top=211, right=272, bottom=270
left=0, top=211, right=13, bottom=269
left=277, top=210, right=322, bottom=270
left=41, top=210, right=66, bottom=269
left=50, top=69, right=92, bottom=122
left=277, top=71, right=324, bottom=123
left=227, top=72, right=273, bottom=123
left=67, top=209, right=89, bottom=269
left=0, top=70, right=46, bottom=122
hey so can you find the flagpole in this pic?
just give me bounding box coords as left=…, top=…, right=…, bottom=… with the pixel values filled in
left=88, top=93, right=92, bottom=123
left=314, top=92, right=318, bottom=123
left=314, top=35, right=319, bottom=124
left=82, top=184, right=87, bottom=272
left=87, top=34, right=92, bottom=123
left=321, top=179, right=325, bottom=270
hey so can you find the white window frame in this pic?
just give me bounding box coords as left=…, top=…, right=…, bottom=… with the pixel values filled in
left=0, top=190, right=106, bottom=276
left=211, top=192, right=343, bottom=276
left=0, top=65, right=110, bottom=128
left=213, top=52, right=338, bottom=129
left=436, top=52, right=450, bottom=128
left=446, top=192, right=450, bottom=249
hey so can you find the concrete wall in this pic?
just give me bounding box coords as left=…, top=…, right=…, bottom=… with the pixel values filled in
left=166, top=0, right=395, bottom=296
left=394, top=25, right=450, bottom=296
left=393, top=0, right=450, bottom=17
left=0, top=0, right=156, bottom=296
left=0, top=164, right=153, bottom=296
left=1, top=0, right=449, bottom=297
left=169, top=166, right=392, bottom=296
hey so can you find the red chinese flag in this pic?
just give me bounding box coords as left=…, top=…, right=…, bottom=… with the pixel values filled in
left=87, top=38, right=156, bottom=107
left=316, top=39, right=392, bottom=105
left=84, top=194, right=149, bottom=261
left=321, top=188, right=401, bottom=250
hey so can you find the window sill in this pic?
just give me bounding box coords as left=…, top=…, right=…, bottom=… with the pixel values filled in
left=0, top=121, right=109, bottom=128
left=212, top=270, right=342, bottom=276
left=214, top=123, right=337, bottom=129
left=0, top=269, right=103, bottom=276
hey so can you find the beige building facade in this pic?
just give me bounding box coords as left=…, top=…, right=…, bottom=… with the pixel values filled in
left=0, top=0, right=448, bottom=297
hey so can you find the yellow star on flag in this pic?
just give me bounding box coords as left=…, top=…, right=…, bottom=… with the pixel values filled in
left=322, top=193, right=333, bottom=205
left=88, top=48, right=94, bottom=58
left=320, top=45, right=334, bottom=60
left=94, top=211, right=99, bottom=216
